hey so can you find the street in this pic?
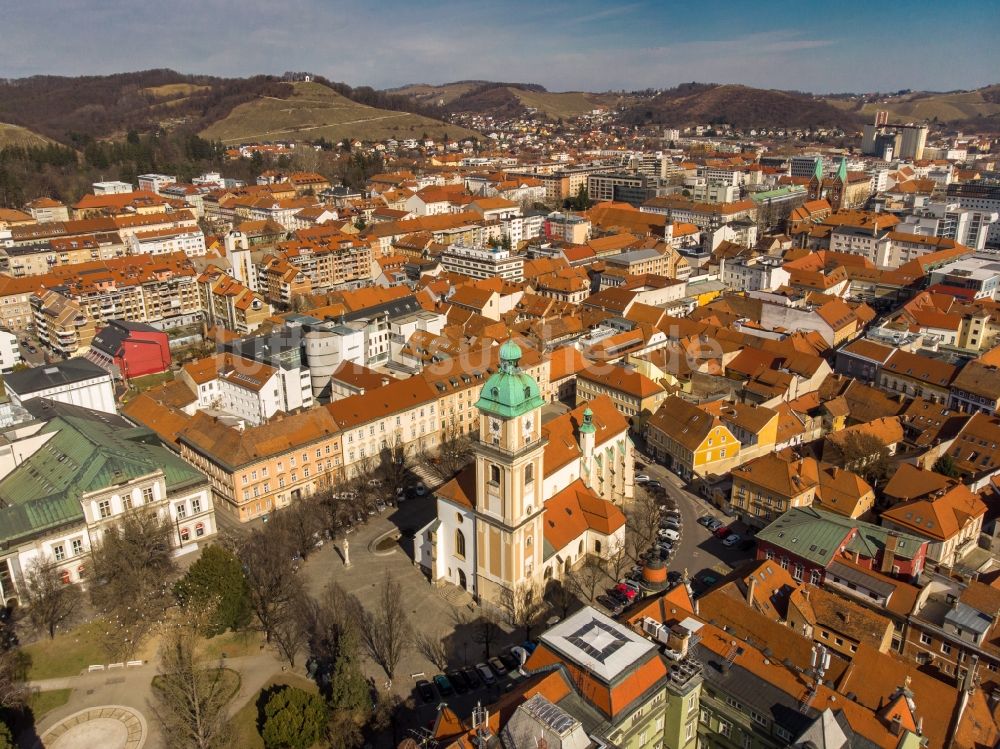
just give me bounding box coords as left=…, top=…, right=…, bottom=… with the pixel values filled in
left=634, top=449, right=754, bottom=589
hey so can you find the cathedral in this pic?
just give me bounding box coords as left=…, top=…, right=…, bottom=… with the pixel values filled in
left=415, top=340, right=630, bottom=604
left=808, top=156, right=848, bottom=211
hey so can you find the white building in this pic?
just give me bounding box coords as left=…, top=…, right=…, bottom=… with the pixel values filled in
left=0, top=400, right=216, bottom=602
left=137, top=174, right=177, bottom=194
left=4, top=359, right=116, bottom=415
left=721, top=256, right=790, bottom=292
left=895, top=200, right=997, bottom=252
left=92, top=181, right=133, bottom=195
left=128, top=227, right=207, bottom=257
left=0, top=331, right=22, bottom=373
left=440, top=244, right=525, bottom=282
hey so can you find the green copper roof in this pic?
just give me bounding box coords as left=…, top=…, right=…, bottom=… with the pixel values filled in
left=837, top=157, right=848, bottom=182
left=474, top=340, right=544, bottom=419
left=813, top=158, right=823, bottom=181
left=0, top=405, right=205, bottom=545
left=579, top=407, right=596, bottom=435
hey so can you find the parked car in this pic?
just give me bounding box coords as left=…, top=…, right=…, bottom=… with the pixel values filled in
left=713, top=525, right=732, bottom=539
left=663, top=508, right=682, bottom=518
left=416, top=679, right=436, bottom=703
left=447, top=671, right=468, bottom=693
left=667, top=570, right=684, bottom=584
left=723, top=533, right=742, bottom=547
left=658, top=528, right=680, bottom=542
left=707, top=519, right=724, bottom=532
left=646, top=480, right=662, bottom=489
left=697, top=515, right=716, bottom=527
left=498, top=651, right=519, bottom=672
left=510, top=646, right=529, bottom=668
left=463, top=667, right=481, bottom=688
left=596, top=594, right=624, bottom=614
left=635, top=474, right=650, bottom=483
left=433, top=674, right=454, bottom=696
left=612, top=584, right=637, bottom=601
left=476, top=662, right=496, bottom=684
left=488, top=657, right=507, bottom=677
left=660, top=518, right=681, bottom=530
left=621, top=579, right=642, bottom=594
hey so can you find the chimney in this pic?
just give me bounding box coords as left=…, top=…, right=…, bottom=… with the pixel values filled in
left=890, top=715, right=903, bottom=736
left=746, top=575, right=757, bottom=605
left=802, top=586, right=810, bottom=601
left=880, top=532, right=899, bottom=575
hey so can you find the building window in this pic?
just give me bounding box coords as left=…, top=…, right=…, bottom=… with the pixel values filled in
left=920, top=632, right=932, bottom=646
left=142, top=487, right=154, bottom=504
left=455, top=529, right=466, bottom=558
left=195, top=522, right=205, bottom=538
left=524, top=463, right=533, bottom=484
left=719, top=719, right=731, bottom=737
left=489, top=465, right=501, bottom=484
left=71, top=539, right=83, bottom=557
left=180, top=527, right=190, bottom=543
left=192, top=497, right=201, bottom=514
left=176, top=502, right=187, bottom=519
left=941, top=642, right=952, bottom=655
left=123, top=494, right=133, bottom=511
left=53, top=544, right=65, bottom=562
left=810, top=569, right=822, bottom=585
left=99, top=500, right=111, bottom=519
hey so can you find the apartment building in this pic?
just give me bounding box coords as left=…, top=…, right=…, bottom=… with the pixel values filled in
left=127, top=227, right=207, bottom=257
left=440, top=244, right=525, bottom=281
left=576, top=365, right=666, bottom=426
left=5, top=359, right=115, bottom=414
left=30, top=290, right=97, bottom=356
left=197, top=266, right=271, bottom=334
left=644, top=395, right=741, bottom=481
left=177, top=408, right=343, bottom=522
left=1, top=232, right=126, bottom=277
left=258, top=255, right=312, bottom=308
left=641, top=196, right=758, bottom=231
left=327, top=375, right=440, bottom=478
left=274, top=236, right=376, bottom=291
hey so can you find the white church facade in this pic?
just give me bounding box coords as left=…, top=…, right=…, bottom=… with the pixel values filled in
left=415, top=340, right=631, bottom=604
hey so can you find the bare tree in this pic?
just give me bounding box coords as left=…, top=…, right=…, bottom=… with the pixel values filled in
left=269, top=497, right=324, bottom=560
left=377, top=435, right=411, bottom=506
left=422, top=424, right=474, bottom=481
left=545, top=578, right=577, bottom=618
left=835, top=432, right=892, bottom=488
left=567, top=557, right=608, bottom=604
left=150, top=621, right=235, bottom=749
left=299, top=582, right=360, bottom=666
left=271, top=594, right=310, bottom=668
left=22, top=557, right=81, bottom=639
left=626, top=490, right=660, bottom=551
left=237, top=529, right=304, bottom=644
left=0, top=648, right=27, bottom=710
left=498, top=580, right=545, bottom=641
left=605, top=537, right=633, bottom=582
left=353, top=573, right=411, bottom=680
left=90, top=508, right=177, bottom=660
left=413, top=629, right=449, bottom=671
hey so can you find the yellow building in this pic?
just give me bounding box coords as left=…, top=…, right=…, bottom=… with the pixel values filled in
left=644, top=395, right=740, bottom=481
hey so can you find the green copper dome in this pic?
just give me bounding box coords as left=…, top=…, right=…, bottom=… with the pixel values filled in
left=475, top=340, right=544, bottom=419
left=579, top=406, right=596, bottom=434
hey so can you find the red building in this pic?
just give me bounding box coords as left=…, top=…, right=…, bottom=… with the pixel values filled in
left=754, top=507, right=927, bottom=585
left=87, top=319, right=171, bottom=381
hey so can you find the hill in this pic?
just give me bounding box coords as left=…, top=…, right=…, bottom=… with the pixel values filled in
left=392, top=81, right=629, bottom=120
left=0, top=70, right=294, bottom=143
left=0, top=123, right=54, bottom=148
left=619, top=83, right=863, bottom=130
left=825, top=85, right=1000, bottom=125
left=200, top=81, right=478, bottom=144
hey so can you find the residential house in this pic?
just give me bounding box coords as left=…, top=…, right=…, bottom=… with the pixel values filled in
left=644, top=396, right=741, bottom=481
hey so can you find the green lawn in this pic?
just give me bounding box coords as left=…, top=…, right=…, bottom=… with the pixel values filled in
left=228, top=673, right=319, bottom=749
left=28, top=688, right=71, bottom=719
left=23, top=620, right=109, bottom=680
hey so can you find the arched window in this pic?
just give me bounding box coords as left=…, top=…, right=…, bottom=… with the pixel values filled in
left=455, top=529, right=466, bottom=558
left=524, top=463, right=533, bottom=485
left=180, top=527, right=190, bottom=543
left=594, top=540, right=602, bottom=554
left=524, top=386, right=531, bottom=399
left=578, top=540, right=584, bottom=556
left=76, top=565, right=86, bottom=580
left=60, top=569, right=71, bottom=585
left=195, top=522, right=205, bottom=538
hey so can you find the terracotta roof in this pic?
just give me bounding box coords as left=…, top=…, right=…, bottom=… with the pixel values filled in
left=578, top=364, right=665, bottom=400
left=542, top=396, right=629, bottom=475
left=882, top=483, right=986, bottom=541
left=542, top=479, right=625, bottom=552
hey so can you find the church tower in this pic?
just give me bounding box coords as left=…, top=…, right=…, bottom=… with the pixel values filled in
left=471, top=340, right=546, bottom=603
left=826, top=157, right=848, bottom=211
left=807, top=159, right=824, bottom=202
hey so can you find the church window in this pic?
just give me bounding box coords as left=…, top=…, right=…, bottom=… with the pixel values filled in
left=491, top=387, right=499, bottom=398
left=578, top=540, right=584, bottom=556
left=455, top=529, right=466, bottom=558
left=524, top=386, right=531, bottom=399
left=489, top=465, right=501, bottom=484
left=524, top=464, right=533, bottom=484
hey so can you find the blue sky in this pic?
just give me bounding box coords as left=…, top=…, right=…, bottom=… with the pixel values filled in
left=2, top=0, right=997, bottom=92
